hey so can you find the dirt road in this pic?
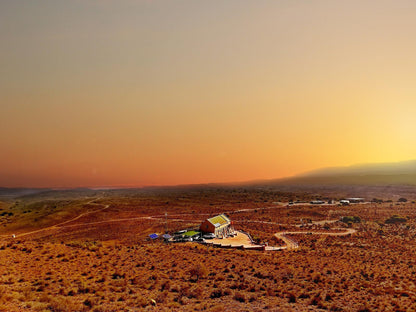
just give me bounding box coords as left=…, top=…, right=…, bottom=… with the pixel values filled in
left=274, top=228, right=357, bottom=249
left=1, top=199, right=356, bottom=249
left=0, top=198, right=110, bottom=239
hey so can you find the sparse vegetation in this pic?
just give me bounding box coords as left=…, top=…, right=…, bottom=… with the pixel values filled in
left=1, top=187, right=416, bottom=311
left=340, top=216, right=361, bottom=223
left=385, top=215, right=407, bottom=224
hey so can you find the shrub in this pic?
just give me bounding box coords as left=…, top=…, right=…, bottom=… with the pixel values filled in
left=310, top=294, right=322, bottom=306
left=210, top=290, right=222, bottom=299
left=188, top=264, right=208, bottom=282
left=233, top=292, right=246, bottom=303
left=249, top=294, right=257, bottom=302
left=340, top=216, right=361, bottom=224
left=287, top=292, right=296, bottom=303
left=312, top=272, right=322, bottom=283
left=385, top=215, right=407, bottom=224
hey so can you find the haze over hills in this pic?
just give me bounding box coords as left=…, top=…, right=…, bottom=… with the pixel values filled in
left=2, top=160, right=416, bottom=200
left=300, top=159, right=416, bottom=176
left=274, top=159, right=416, bottom=186
left=0, top=187, right=50, bottom=198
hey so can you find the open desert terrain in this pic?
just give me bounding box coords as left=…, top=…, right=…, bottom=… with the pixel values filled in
left=4, top=1, right=416, bottom=311
left=1, top=186, right=416, bottom=311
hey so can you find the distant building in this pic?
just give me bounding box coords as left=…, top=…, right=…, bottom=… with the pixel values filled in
left=340, top=200, right=350, bottom=206
left=200, top=214, right=233, bottom=238
left=345, top=198, right=365, bottom=203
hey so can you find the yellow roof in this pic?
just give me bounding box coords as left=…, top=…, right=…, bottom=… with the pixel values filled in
left=207, top=214, right=230, bottom=227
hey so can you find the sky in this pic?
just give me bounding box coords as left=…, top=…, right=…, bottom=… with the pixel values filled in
left=1, top=0, right=416, bottom=188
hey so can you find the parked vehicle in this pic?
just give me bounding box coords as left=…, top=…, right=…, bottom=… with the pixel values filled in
left=203, top=233, right=216, bottom=239
left=174, top=230, right=187, bottom=235
left=310, top=200, right=325, bottom=205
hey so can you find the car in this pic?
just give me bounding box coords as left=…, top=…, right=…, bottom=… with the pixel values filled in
left=174, top=230, right=187, bottom=235
left=203, top=233, right=216, bottom=239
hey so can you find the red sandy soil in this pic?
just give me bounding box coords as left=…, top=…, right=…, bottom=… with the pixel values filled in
left=1, top=188, right=416, bottom=311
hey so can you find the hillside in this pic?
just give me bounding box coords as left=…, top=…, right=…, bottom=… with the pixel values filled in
left=1, top=187, right=416, bottom=311
left=273, top=159, right=416, bottom=186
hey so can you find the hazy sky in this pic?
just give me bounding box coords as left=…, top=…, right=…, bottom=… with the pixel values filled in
left=1, top=0, right=416, bottom=187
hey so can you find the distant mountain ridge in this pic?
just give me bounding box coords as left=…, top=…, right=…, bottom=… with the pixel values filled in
left=2, top=160, right=416, bottom=194
left=0, top=187, right=50, bottom=198
left=277, top=159, right=416, bottom=185
left=300, top=159, right=416, bottom=177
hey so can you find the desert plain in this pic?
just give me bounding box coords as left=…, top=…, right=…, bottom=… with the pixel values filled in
left=0, top=185, right=416, bottom=311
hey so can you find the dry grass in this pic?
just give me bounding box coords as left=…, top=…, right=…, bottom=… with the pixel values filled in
left=1, top=188, right=416, bottom=310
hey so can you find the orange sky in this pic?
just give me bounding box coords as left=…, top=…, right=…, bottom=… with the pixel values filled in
left=1, top=1, right=416, bottom=188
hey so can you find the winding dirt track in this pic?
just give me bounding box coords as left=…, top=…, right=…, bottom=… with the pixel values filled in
left=0, top=199, right=110, bottom=239
left=274, top=228, right=357, bottom=249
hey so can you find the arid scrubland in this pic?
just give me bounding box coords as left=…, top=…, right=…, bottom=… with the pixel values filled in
left=1, top=187, right=416, bottom=311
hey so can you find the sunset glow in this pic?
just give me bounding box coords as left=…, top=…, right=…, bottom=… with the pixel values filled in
left=1, top=1, right=416, bottom=187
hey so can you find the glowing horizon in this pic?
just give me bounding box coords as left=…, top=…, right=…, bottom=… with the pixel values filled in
left=1, top=1, right=416, bottom=188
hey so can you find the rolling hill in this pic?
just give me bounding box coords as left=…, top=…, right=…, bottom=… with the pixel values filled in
left=276, top=159, right=416, bottom=186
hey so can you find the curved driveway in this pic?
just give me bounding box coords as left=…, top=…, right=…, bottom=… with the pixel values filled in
left=274, top=228, right=357, bottom=249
